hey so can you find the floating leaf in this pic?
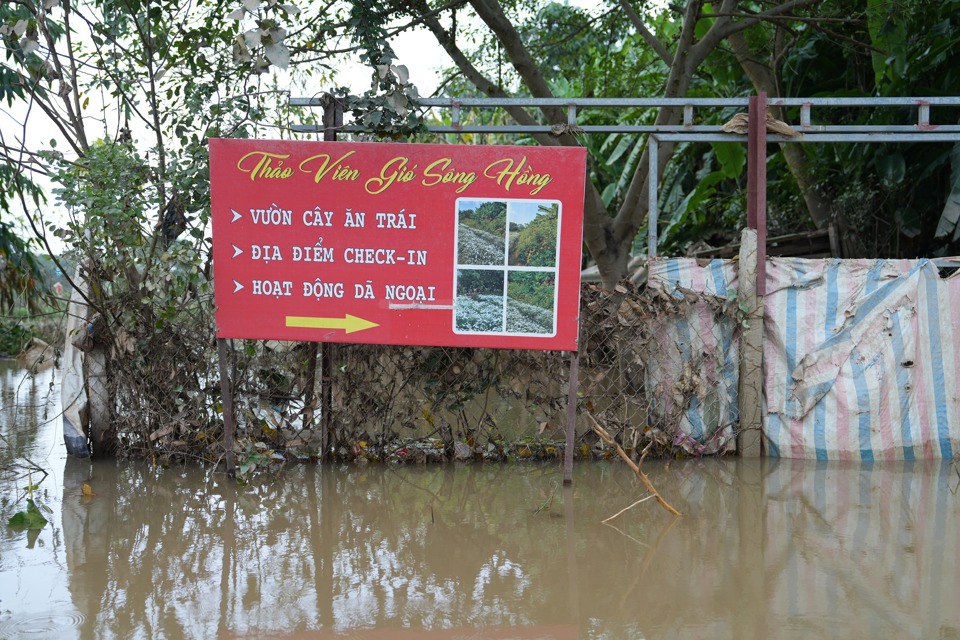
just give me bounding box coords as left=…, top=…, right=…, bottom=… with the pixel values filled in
left=81, top=483, right=95, bottom=497
left=7, top=499, right=48, bottom=530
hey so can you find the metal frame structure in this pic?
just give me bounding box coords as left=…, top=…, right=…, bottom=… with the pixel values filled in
left=287, top=94, right=960, bottom=469
left=292, top=94, right=960, bottom=263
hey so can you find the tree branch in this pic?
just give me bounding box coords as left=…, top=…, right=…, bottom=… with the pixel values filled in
left=415, top=4, right=560, bottom=148
left=727, top=29, right=833, bottom=228
left=588, top=412, right=682, bottom=517
left=611, top=1, right=705, bottom=247
left=468, top=0, right=570, bottom=129
left=420, top=0, right=615, bottom=283
left=690, top=0, right=738, bottom=68
left=618, top=0, right=672, bottom=65
left=712, top=0, right=825, bottom=41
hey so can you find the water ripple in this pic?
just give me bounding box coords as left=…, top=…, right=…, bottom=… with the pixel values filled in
left=0, top=610, right=85, bottom=639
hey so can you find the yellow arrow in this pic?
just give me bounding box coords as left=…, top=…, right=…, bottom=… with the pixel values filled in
left=285, top=314, right=379, bottom=334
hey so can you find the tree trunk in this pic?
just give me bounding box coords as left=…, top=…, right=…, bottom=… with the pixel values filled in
left=728, top=30, right=833, bottom=228
left=87, top=342, right=116, bottom=455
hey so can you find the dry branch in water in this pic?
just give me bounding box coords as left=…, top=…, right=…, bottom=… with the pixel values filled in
left=587, top=411, right=682, bottom=517
left=601, top=494, right=655, bottom=524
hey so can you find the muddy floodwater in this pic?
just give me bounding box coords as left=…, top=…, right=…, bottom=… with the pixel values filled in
left=2, top=359, right=960, bottom=639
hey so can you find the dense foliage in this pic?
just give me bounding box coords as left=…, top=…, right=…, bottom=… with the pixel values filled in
left=508, top=203, right=557, bottom=267
left=507, top=271, right=554, bottom=311
left=457, top=225, right=504, bottom=265
left=410, top=0, right=960, bottom=268
left=0, top=0, right=423, bottom=458
left=458, top=200, right=507, bottom=236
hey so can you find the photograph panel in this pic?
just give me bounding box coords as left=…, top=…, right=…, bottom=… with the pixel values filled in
left=507, top=201, right=559, bottom=268
left=454, top=268, right=506, bottom=333
left=456, top=199, right=507, bottom=266
left=506, top=271, right=556, bottom=335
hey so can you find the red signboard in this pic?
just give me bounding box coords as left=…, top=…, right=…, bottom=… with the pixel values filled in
left=210, top=139, right=586, bottom=350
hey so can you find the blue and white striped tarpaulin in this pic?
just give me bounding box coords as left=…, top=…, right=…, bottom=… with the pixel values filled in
left=646, top=257, right=740, bottom=454
left=764, top=258, right=960, bottom=460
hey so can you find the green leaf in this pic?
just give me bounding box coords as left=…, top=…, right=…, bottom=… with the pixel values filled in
left=601, top=183, right=617, bottom=207
left=7, top=499, right=48, bottom=530
left=875, top=152, right=905, bottom=186
left=711, top=142, right=746, bottom=179
left=896, top=207, right=922, bottom=238
left=935, top=143, right=960, bottom=240
left=606, top=135, right=634, bottom=166
left=866, top=0, right=910, bottom=85
left=694, top=3, right=715, bottom=41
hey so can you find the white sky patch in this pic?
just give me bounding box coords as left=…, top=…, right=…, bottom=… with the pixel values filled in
left=509, top=201, right=548, bottom=226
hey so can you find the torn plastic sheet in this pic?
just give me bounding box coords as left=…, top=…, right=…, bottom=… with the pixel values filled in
left=646, top=257, right=740, bottom=454
left=764, top=258, right=959, bottom=460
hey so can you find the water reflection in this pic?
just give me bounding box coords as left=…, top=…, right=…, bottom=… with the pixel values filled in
left=0, top=360, right=60, bottom=466
left=2, top=358, right=960, bottom=639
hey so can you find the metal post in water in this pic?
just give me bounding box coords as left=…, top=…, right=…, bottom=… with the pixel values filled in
left=318, top=93, right=343, bottom=461
left=217, top=338, right=236, bottom=477
left=564, top=348, right=580, bottom=485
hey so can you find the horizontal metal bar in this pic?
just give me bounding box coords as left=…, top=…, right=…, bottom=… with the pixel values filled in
left=292, top=124, right=729, bottom=134
left=413, top=124, right=960, bottom=134
left=769, top=97, right=960, bottom=107
left=292, top=96, right=960, bottom=109
left=653, top=132, right=960, bottom=142
left=414, top=97, right=748, bottom=108
left=414, top=125, right=736, bottom=133
left=798, top=124, right=960, bottom=133
left=291, top=96, right=747, bottom=108
left=290, top=124, right=960, bottom=142
left=291, top=123, right=960, bottom=140
left=291, top=124, right=960, bottom=136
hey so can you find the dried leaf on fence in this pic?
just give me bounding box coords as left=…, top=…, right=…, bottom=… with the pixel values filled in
left=149, top=425, right=174, bottom=441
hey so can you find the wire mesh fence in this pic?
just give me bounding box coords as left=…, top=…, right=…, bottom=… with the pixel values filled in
left=293, top=276, right=743, bottom=463
left=11, top=265, right=743, bottom=466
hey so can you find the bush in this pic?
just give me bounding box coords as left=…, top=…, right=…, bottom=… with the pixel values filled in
left=0, top=320, right=30, bottom=357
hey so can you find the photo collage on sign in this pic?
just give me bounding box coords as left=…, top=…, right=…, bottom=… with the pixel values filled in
left=453, top=198, right=561, bottom=336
